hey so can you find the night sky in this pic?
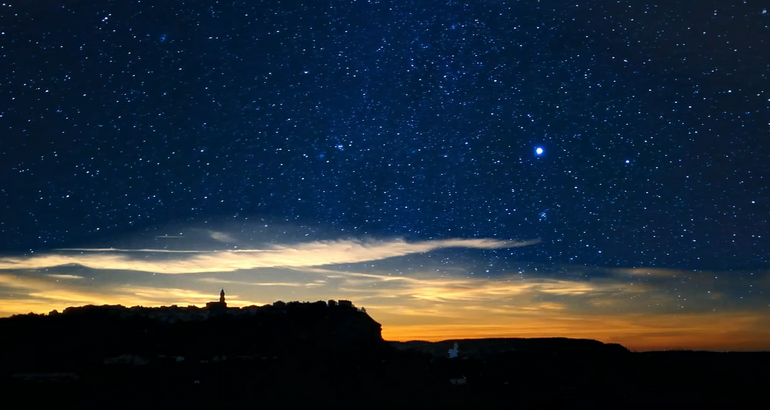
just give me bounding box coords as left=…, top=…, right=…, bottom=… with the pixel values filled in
left=1, top=1, right=769, bottom=351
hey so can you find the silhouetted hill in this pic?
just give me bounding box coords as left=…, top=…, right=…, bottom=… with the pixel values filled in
left=392, top=337, right=630, bottom=358
left=1, top=301, right=767, bottom=409
left=0, top=299, right=383, bottom=373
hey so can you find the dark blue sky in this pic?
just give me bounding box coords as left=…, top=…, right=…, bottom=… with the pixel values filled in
left=1, top=0, right=768, bottom=271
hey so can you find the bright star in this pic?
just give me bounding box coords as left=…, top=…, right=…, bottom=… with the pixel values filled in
left=535, top=147, right=544, bottom=156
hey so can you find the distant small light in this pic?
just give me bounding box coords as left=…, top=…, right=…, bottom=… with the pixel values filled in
left=625, top=159, right=630, bottom=164
left=535, top=147, right=544, bottom=156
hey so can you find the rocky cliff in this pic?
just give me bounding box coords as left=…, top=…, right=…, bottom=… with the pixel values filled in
left=0, top=300, right=383, bottom=373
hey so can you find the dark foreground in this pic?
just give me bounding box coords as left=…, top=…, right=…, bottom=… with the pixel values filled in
left=2, top=344, right=768, bottom=409
left=1, top=304, right=767, bottom=408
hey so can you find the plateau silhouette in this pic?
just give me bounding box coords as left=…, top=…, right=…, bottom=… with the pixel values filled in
left=0, top=291, right=766, bottom=409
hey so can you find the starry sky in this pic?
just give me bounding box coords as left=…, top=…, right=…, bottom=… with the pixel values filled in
left=1, top=1, right=769, bottom=351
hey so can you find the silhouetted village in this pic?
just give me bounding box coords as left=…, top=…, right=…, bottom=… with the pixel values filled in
left=0, top=291, right=766, bottom=409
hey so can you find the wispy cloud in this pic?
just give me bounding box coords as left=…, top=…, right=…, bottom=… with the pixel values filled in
left=46, top=274, right=85, bottom=280
left=209, top=231, right=237, bottom=243
left=0, top=238, right=539, bottom=274
left=55, top=248, right=205, bottom=253
left=197, top=277, right=304, bottom=287
left=610, top=267, right=694, bottom=277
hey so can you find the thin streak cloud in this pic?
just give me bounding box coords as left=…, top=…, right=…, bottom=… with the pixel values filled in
left=197, top=277, right=304, bottom=287
left=56, top=248, right=210, bottom=253
left=0, top=238, right=540, bottom=274
left=46, top=274, right=85, bottom=280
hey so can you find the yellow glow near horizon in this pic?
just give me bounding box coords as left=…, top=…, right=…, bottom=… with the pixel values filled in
left=1, top=239, right=768, bottom=352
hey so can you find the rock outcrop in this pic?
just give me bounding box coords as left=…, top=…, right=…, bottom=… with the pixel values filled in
left=0, top=300, right=383, bottom=373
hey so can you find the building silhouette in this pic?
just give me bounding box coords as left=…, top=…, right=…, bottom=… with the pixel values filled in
left=206, top=289, right=227, bottom=312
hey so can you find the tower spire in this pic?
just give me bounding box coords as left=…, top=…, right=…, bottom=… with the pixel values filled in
left=206, top=289, right=227, bottom=311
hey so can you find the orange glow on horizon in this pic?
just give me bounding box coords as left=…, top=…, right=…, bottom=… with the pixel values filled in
left=381, top=323, right=770, bottom=352
left=2, top=296, right=768, bottom=352
left=1, top=257, right=769, bottom=352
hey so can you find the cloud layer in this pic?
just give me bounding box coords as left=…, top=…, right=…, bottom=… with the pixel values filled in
left=0, top=238, right=539, bottom=274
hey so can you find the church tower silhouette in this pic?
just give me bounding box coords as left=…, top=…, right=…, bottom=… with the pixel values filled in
left=206, top=289, right=227, bottom=311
